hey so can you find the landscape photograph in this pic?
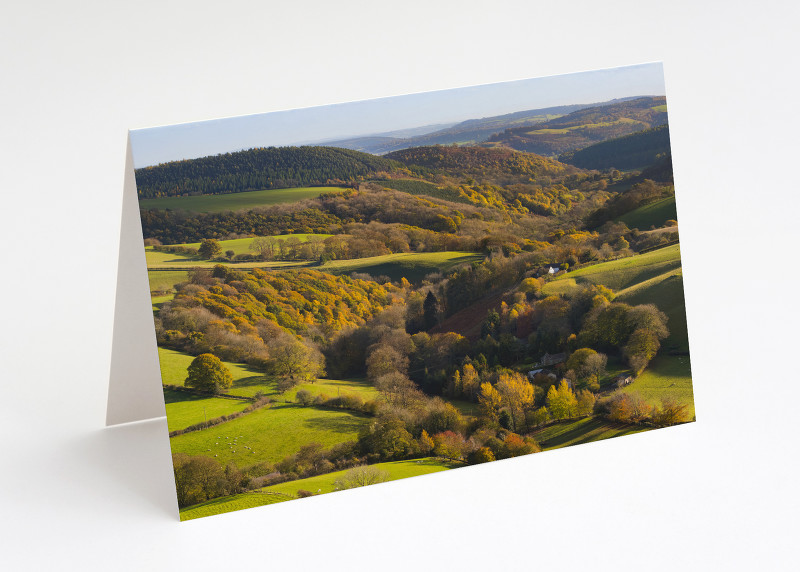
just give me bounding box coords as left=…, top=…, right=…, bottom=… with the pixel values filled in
left=132, top=63, right=694, bottom=520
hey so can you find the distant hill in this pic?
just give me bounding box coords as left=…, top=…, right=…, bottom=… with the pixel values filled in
left=134, top=146, right=401, bottom=199
left=385, top=145, right=575, bottom=180
left=324, top=103, right=604, bottom=155
left=486, top=97, right=668, bottom=156
left=559, top=124, right=672, bottom=171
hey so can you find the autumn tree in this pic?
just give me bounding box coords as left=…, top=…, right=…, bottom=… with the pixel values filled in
left=332, top=465, right=390, bottom=490
left=546, top=380, right=578, bottom=420
left=460, top=363, right=481, bottom=399
left=496, top=372, right=535, bottom=432
left=419, top=429, right=435, bottom=454
left=432, top=431, right=469, bottom=461
left=366, top=344, right=409, bottom=382
left=198, top=238, right=222, bottom=259
left=624, top=328, right=661, bottom=374
left=576, top=389, right=597, bottom=416
left=566, top=348, right=608, bottom=381
left=604, top=391, right=651, bottom=424
left=359, top=415, right=418, bottom=460
left=478, top=382, right=503, bottom=424
left=651, top=397, right=690, bottom=427
left=185, top=353, right=233, bottom=394
left=270, top=337, right=325, bottom=389
left=172, top=453, right=229, bottom=507
left=375, top=371, right=423, bottom=408
left=250, top=237, right=275, bottom=260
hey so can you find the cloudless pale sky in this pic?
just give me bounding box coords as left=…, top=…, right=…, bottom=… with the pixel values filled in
left=130, top=62, right=665, bottom=168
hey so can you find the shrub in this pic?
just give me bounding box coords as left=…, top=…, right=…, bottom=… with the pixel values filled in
left=295, top=389, right=313, bottom=406
left=468, top=447, right=496, bottom=465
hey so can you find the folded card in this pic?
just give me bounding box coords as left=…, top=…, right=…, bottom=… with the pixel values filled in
left=111, top=62, right=694, bottom=520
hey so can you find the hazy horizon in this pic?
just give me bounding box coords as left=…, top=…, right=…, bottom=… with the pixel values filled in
left=130, top=62, right=666, bottom=168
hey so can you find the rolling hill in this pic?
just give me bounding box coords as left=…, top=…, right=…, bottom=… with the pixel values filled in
left=135, top=146, right=400, bottom=199
left=559, top=124, right=672, bottom=171
left=487, top=97, right=668, bottom=156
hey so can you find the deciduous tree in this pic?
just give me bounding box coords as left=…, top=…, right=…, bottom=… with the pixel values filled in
left=185, top=353, right=233, bottom=394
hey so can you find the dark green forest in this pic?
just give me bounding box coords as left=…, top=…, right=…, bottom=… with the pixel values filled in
left=134, top=146, right=401, bottom=198
left=559, top=125, right=671, bottom=171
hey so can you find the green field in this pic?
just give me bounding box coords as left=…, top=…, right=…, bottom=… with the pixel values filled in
left=281, top=378, right=380, bottom=402
left=179, top=458, right=457, bottom=520
left=321, top=251, right=484, bottom=283
left=617, top=196, right=677, bottom=229
left=179, top=492, right=291, bottom=521
left=171, top=233, right=331, bottom=255
left=169, top=404, right=369, bottom=468
left=146, top=234, right=330, bottom=269
left=544, top=243, right=683, bottom=294
left=620, top=355, right=694, bottom=418
left=530, top=417, right=651, bottom=450
left=158, top=347, right=263, bottom=388
left=157, top=347, right=380, bottom=401
left=617, top=267, right=689, bottom=352
left=148, top=270, right=189, bottom=293
left=139, top=187, right=348, bottom=213
left=163, top=390, right=251, bottom=433
left=540, top=243, right=692, bottom=415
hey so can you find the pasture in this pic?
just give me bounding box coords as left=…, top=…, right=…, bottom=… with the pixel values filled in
left=617, top=267, right=689, bottom=352
left=179, top=458, right=457, bottom=520
left=139, top=186, right=347, bottom=213
left=163, top=390, right=251, bottom=433
left=543, top=243, right=683, bottom=294
left=281, top=378, right=380, bottom=402
left=620, top=355, right=695, bottom=418
left=168, top=404, right=369, bottom=468
left=176, top=233, right=331, bottom=255
left=530, top=417, right=651, bottom=450
left=617, top=196, right=677, bottom=229
left=148, top=270, right=188, bottom=293
left=321, top=251, right=484, bottom=283
left=179, top=493, right=291, bottom=521
left=157, top=347, right=263, bottom=389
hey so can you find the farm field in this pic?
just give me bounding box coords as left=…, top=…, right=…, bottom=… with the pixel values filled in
left=620, top=354, right=694, bottom=418
left=165, top=233, right=331, bottom=255
left=169, top=403, right=369, bottom=468
left=148, top=270, right=189, bottom=293
left=163, top=390, right=251, bottom=433
left=530, top=417, right=651, bottom=450
left=139, top=186, right=348, bottom=213
left=320, top=251, right=484, bottom=283
left=179, top=492, right=291, bottom=521
left=543, top=243, right=682, bottom=294
left=157, top=347, right=263, bottom=388
left=281, top=378, right=380, bottom=402
left=617, top=196, right=677, bottom=229
left=157, top=347, right=380, bottom=401
left=179, top=458, right=458, bottom=520
left=617, top=267, right=689, bottom=352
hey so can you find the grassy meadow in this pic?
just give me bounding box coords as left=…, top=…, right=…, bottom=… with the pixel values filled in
left=620, top=355, right=694, bottom=418
left=617, top=196, right=677, bottom=229
left=320, top=251, right=484, bottom=283
left=164, top=390, right=251, bottom=433
left=179, top=458, right=457, bottom=521
left=169, top=404, right=369, bottom=468
left=530, top=417, right=651, bottom=450
left=139, top=186, right=348, bottom=213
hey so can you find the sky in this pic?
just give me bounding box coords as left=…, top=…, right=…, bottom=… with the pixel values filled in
left=130, top=62, right=665, bottom=168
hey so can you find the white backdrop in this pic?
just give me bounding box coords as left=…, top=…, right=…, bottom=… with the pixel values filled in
left=1, top=1, right=798, bottom=570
